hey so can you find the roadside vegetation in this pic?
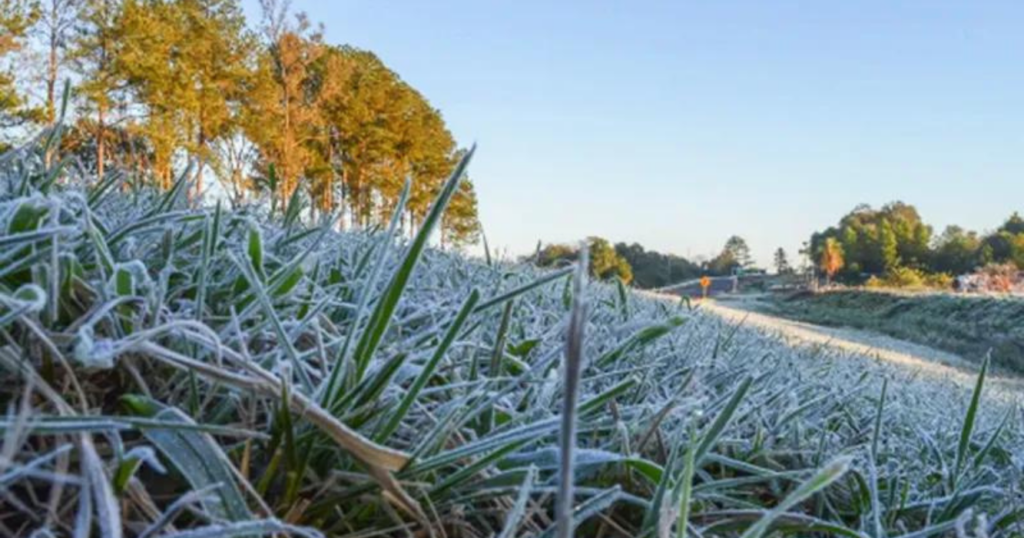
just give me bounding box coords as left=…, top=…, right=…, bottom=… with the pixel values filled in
left=764, top=288, right=1024, bottom=372
left=807, top=202, right=1024, bottom=289
left=3, top=125, right=1024, bottom=536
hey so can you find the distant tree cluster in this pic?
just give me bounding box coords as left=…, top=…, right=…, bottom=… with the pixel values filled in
left=706, top=235, right=754, bottom=275
left=535, top=237, right=634, bottom=284
left=806, top=202, right=1024, bottom=282
left=0, top=0, right=480, bottom=246
left=531, top=236, right=767, bottom=289
left=614, top=242, right=700, bottom=289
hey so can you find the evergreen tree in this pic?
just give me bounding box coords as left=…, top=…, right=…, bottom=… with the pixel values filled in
left=36, top=0, right=80, bottom=126
left=708, top=235, right=752, bottom=274
left=588, top=236, right=633, bottom=284
left=535, top=238, right=633, bottom=284
left=71, top=0, right=121, bottom=178
left=243, top=3, right=323, bottom=205
left=1, top=0, right=41, bottom=149
left=932, top=226, right=980, bottom=275
left=1000, top=212, right=1024, bottom=236
left=115, top=0, right=253, bottom=190
left=879, top=220, right=899, bottom=272
left=773, top=247, right=791, bottom=275
left=614, top=242, right=700, bottom=289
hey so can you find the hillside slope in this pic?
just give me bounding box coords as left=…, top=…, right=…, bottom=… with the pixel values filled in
left=764, top=289, right=1024, bottom=372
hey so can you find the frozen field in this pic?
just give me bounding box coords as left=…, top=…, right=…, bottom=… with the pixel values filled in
left=1, top=141, right=1022, bottom=537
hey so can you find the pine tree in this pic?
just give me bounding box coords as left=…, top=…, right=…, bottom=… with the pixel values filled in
left=37, top=0, right=79, bottom=126
left=442, top=177, right=482, bottom=248
left=71, top=0, right=120, bottom=178
left=242, top=1, right=323, bottom=206
left=115, top=0, right=253, bottom=191
left=773, top=247, right=791, bottom=275
left=879, top=220, right=899, bottom=272
left=1, top=0, right=41, bottom=149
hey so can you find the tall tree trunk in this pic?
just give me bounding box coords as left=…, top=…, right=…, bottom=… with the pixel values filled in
left=96, top=103, right=106, bottom=179
left=339, top=167, right=348, bottom=231
left=44, top=24, right=57, bottom=168
left=46, top=42, right=56, bottom=124
left=194, top=125, right=206, bottom=201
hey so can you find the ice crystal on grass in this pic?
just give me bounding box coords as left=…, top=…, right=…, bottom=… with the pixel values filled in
left=0, top=132, right=1022, bottom=536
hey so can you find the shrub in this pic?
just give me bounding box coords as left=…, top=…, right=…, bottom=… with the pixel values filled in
left=865, top=267, right=953, bottom=290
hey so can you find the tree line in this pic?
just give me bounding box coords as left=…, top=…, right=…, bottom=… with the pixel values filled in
left=0, top=0, right=480, bottom=246
left=532, top=236, right=763, bottom=289
left=806, top=202, right=1024, bottom=283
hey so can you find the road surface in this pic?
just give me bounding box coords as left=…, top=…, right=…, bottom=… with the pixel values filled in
left=658, top=276, right=738, bottom=298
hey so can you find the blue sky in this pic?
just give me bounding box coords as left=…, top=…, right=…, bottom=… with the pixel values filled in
left=243, top=1, right=1024, bottom=266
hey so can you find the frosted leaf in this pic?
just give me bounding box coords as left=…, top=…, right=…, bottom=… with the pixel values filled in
left=123, top=446, right=167, bottom=475
left=73, top=326, right=117, bottom=370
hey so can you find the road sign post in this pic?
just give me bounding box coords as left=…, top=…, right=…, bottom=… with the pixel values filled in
left=700, top=276, right=711, bottom=299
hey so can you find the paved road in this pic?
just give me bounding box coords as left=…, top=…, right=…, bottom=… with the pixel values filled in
left=658, top=276, right=737, bottom=298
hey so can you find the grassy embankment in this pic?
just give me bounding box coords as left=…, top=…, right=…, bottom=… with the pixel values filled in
left=765, top=289, right=1024, bottom=371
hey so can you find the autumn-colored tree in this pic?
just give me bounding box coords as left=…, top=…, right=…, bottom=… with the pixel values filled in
left=7, top=0, right=482, bottom=245
left=442, top=178, right=482, bottom=248
left=242, top=0, right=323, bottom=205
left=36, top=0, right=79, bottom=126
left=71, top=0, right=121, bottom=178
left=115, top=0, right=253, bottom=190
left=1, top=0, right=41, bottom=149
left=819, top=237, right=845, bottom=284
left=310, top=45, right=475, bottom=235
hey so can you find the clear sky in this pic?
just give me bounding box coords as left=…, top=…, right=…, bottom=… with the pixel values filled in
left=243, top=0, right=1024, bottom=266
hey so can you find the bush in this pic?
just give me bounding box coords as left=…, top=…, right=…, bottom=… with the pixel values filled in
left=865, top=267, right=952, bottom=290
left=924, top=271, right=954, bottom=289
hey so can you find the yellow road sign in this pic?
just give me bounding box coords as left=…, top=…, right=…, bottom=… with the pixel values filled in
left=700, top=276, right=711, bottom=289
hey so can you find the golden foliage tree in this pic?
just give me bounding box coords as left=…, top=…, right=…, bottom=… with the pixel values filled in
left=820, top=237, right=845, bottom=284
left=1, top=0, right=41, bottom=149
left=7, top=0, right=482, bottom=244
left=114, top=0, right=253, bottom=189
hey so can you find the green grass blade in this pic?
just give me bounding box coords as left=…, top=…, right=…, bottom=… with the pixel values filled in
left=376, top=289, right=480, bottom=443
left=953, top=354, right=989, bottom=487
left=696, top=376, right=753, bottom=463
left=557, top=248, right=588, bottom=538
left=497, top=465, right=537, bottom=538
left=350, top=147, right=475, bottom=382
left=473, top=267, right=573, bottom=313
left=121, top=396, right=252, bottom=522
left=739, top=456, right=853, bottom=538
